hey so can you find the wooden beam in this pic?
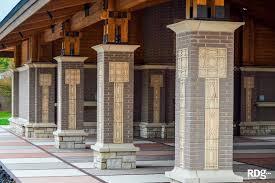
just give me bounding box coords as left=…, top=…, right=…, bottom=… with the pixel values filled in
left=71, top=0, right=104, bottom=31
left=116, top=0, right=148, bottom=11
left=129, top=0, right=170, bottom=12
left=43, top=0, right=104, bottom=42
left=44, top=22, right=64, bottom=43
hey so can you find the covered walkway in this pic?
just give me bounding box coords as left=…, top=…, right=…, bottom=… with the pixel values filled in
left=0, top=127, right=274, bottom=182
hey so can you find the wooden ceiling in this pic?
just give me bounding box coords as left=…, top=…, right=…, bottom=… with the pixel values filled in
left=0, top=0, right=95, bottom=47
left=1, top=0, right=275, bottom=49
left=229, top=0, right=275, bottom=29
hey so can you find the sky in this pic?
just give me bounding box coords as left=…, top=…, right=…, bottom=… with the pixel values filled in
left=0, top=0, right=21, bottom=22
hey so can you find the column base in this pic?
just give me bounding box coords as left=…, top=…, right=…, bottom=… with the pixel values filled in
left=91, top=143, right=140, bottom=170
left=240, top=121, right=275, bottom=136
left=139, top=122, right=175, bottom=139
left=25, top=123, right=57, bottom=138
left=165, top=167, right=243, bottom=183
left=53, top=130, right=88, bottom=149
left=9, top=117, right=26, bottom=136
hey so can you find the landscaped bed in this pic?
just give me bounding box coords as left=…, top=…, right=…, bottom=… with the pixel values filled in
left=0, top=112, right=11, bottom=125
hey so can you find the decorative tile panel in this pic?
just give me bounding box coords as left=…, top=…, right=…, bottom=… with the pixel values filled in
left=97, top=62, right=104, bottom=143
left=199, top=47, right=227, bottom=170
left=65, top=69, right=80, bottom=130
left=150, top=75, right=163, bottom=123
left=109, top=62, right=130, bottom=144
left=39, top=74, right=52, bottom=123
left=176, top=48, right=188, bottom=168
left=244, top=77, right=254, bottom=122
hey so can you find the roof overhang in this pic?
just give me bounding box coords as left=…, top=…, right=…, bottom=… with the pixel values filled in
left=0, top=0, right=50, bottom=40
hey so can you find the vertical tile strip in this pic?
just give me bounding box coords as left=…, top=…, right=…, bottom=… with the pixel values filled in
left=244, top=77, right=254, bottom=122
left=177, top=48, right=188, bottom=168
left=109, top=62, right=129, bottom=144
left=39, top=74, right=52, bottom=123
left=199, top=47, right=227, bottom=169
left=150, top=75, right=163, bottom=123
left=65, top=69, right=80, bottom=130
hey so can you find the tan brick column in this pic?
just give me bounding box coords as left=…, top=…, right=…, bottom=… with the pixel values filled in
left=53, top=56, right=88, bottom=149
left=91, top=44, right=139, bottom=170
left=165, top=20, right=244, bottom=183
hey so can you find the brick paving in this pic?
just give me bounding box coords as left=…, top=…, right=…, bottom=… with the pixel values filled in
left=1, top=126, right=275, bottom=182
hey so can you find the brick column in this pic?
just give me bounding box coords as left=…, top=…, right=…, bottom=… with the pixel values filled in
left=91, top=44, right=139, bottom=170
left=139, top=72, right=168, bottom=139
left=25, top=63, right=57, bottom=138
left=165, top=20, right=244, bottom=182
left=10, top=64, right=57, bottom=138
left=53, top=57, right=88, bottom=149
left=11, top=70, right=19, bottom=118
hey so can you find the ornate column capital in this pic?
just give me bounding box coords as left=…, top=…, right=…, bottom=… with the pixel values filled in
left=54, top=56, right=88, bottom=63
left=92, top=44, right=140, bottom=53
left=167, top=20, right=244, bottom=34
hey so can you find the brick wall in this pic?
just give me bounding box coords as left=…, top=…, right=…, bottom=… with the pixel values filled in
left=84, top=68, right=97, bottom=122
left=241, top=71, right=275, bottom=121
left=142, top=2, right=175, bottom=64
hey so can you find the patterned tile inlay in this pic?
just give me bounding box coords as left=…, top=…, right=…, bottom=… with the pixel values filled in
left=244, top=77, right=254, bottom=122
left=97, top=62, right=104, bottom=143
left=109, top=62, right=129, bottom=144
left=65, top=69, right=80, bottom=130
left=150, top=75, right=163, bottom=123
left=39, top=74, right=52, bottom=123
left=199, top=47, right=227, bottom=169
left=176, top=48, right=188, bottom=168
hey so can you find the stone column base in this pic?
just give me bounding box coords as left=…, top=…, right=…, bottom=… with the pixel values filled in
left=8, top=117, right=26, bottom=136
left=133, top=123, right=140, bottom=137
left=91, top=143, right=139, bottom=170
left=165, top=167, right=243, bottom=183
left=240, top=121, right=275, bottom=136
left=53, top=130, right=88, bottom=149
left=139, top=122, right=175, bottom=139
left=25, top=123, right=57, bottom=138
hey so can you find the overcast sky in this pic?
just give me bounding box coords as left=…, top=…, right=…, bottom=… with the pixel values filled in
left=0, top=0, right=21, bottom=22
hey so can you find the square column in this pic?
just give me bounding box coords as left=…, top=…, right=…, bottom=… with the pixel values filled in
left=91, top=44, right=139, bottom=170
left=10, top=64, right=57, bottom=138
left=165, top=20, right=244, bottom=183
left=53, top=56, right=88, bottom=149
left=139, top=70, right=175, bottom=139
left=25, top=63, right=57, bottom=138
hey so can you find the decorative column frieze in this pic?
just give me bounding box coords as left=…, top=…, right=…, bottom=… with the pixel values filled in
left=109, top=62, right=129, bottom=144
left=166, top=20, right=244, bottom=183
left=65, top=69, right=80, bottom=130
left=150, top=74, right=163, bottom=124
left=177, top=48, right=188, bottom=167
left=198, top=47, right=227, bottom=169
left=243, top=77, right=254, bottom=122
left=39, top=74, right=52, bottom=124
left=91, top=44, right=140, bottom=170
left=53, top=56, right=88, bottom=149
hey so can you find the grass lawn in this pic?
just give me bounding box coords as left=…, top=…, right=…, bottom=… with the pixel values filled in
left=0, top=111, right=11, bottom=125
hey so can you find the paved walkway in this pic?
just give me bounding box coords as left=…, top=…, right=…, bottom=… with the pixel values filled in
left=0, top=126, right=275, bottom=183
